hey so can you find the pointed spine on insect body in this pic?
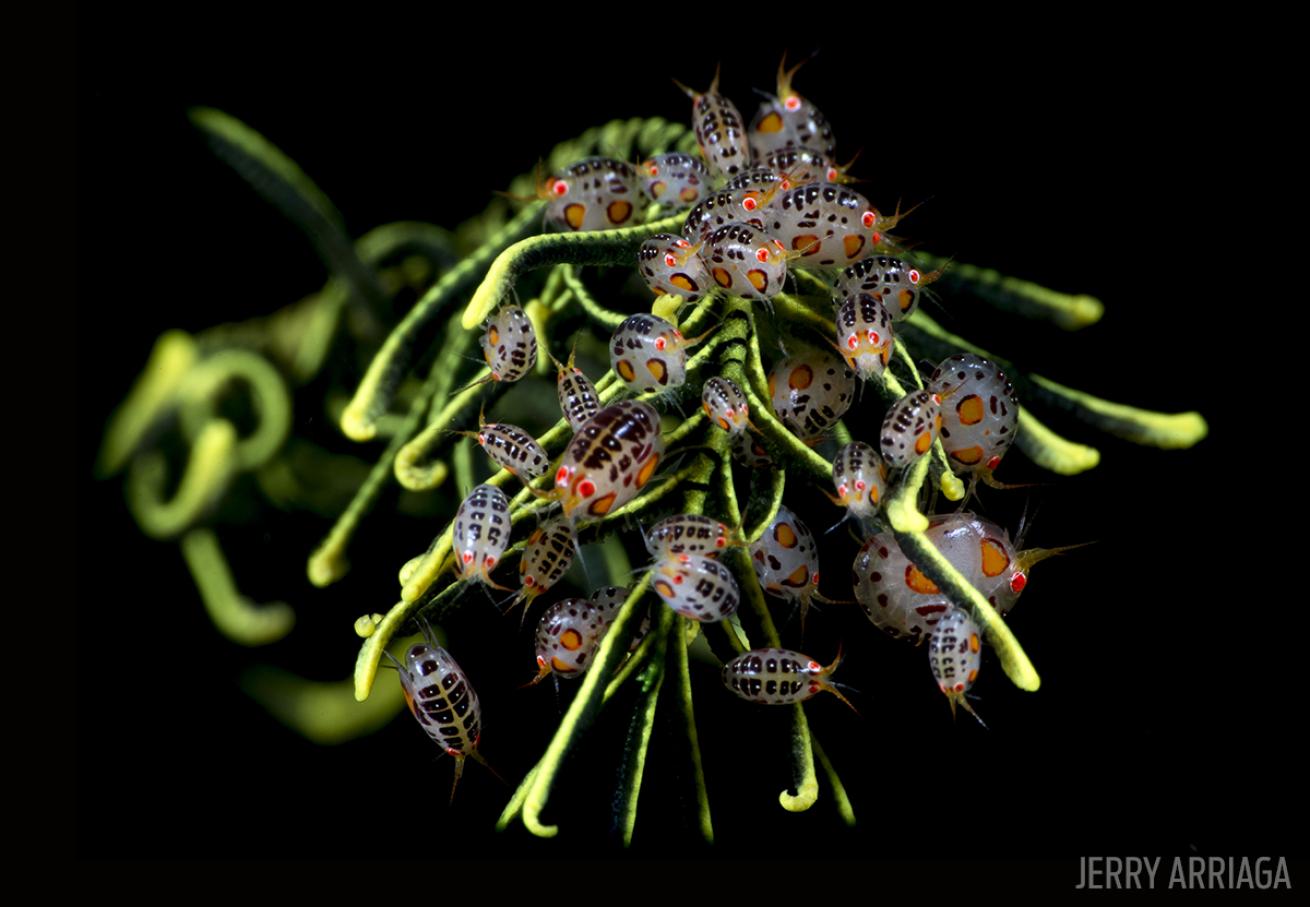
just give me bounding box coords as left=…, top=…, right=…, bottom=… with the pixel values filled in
left=550, top=347, right=602, bottom=431
left=879, top=388, right=943, bottom=469
left=762, top=183, right=896, bottom=268
left=833, top=292, right=895, bottom=381
left=652, top=553, right=741, bottom=621
left=835, top=255, right=942, bottom=321
left=747, top=53, right=836, bottom=161
left=526, top=597, right=613, bottom=686
left=701, top=222, right=792, bottom=304
left=637, top=234, right=710, bottom=303
left=701, top=375, right=751, bottom=435
left=471, top=304, right=538, bottom=389
left=453, top=484, right=513, bottom=592
left=676, top=66, right=753, bottom=182
left=828, top=441, right=889, bottom=526
left=928, top=607, right=986, bottom=725
left=452, top=405, right=549, bottom=485
left=541, top=157, right=642, bottom=232
left=553, top=400, right=664, bottom=523
left=507, top=517, right=577, bottom=623
left=926, top=354, right=1019, bottom=488
left=386, top=625, right=492, bottom=802
left=758, top=147, right=849, bottom=186
left=610, top=313, right=696, bottom=394
left=767, top=348, right=856, bottom=441
left=644, top=513, right=741, bottom=560
left=639, top=152, right=713, bottom=210
left=721, top=646, right=855, bottom=713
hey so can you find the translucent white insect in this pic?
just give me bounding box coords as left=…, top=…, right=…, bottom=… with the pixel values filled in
left=681, top=187, right=773, bottom=241
left=554, top=400, right=664, bottom=521
left=719, top=167, right=788, bottom=204
left=829, top=441, right=889, bottom=523
left=702, top=222, right=790, bottom=303
left=543, top=157, right=642, bottom=232
left=479, top=305, right=538, bottom=384
left=386, top=627, right=493, bottom=802
left=637, top=233, right=710, bottom=303
left=551, top=349, right=602, bottom=431
left=645, top=514, right=737, bottom=560
left=768, top=350, right=856, bottom=440
left=747, top=55, right=836, bottom=160
left=610, top=313, right=693, bottom=393
left=453, top=484, right=512, bottom=590
left=527, top=597, right=612, bottom=685
left=456, top=409, right=549, bottom=483
left=509, top=517, right=576, bottom=618
left=679, top=68, right=752, bottom=182
left=880, top=388, right=942, bottom=469
left=639, top=152, right=712, bottom=209
left=759, top=147, right=844, bottom=185
left=762, top=183, right=893, bottom=268
left=750, top=505, right=826, bottom=628
left=721, top=647, right=854, bottom=711
left=590, top=584, right=650, bottom=652
left=852, top=531, right=953, bottom=643
left=835, top=256, right=939, bottom=321
left=701, top=375, right=751, bottom=434
left=928, top=608, right=985, bottom=724
left=927, top=354, right=1020, bottom=481
left=834, top=292, right=895, bottom=381
left=732, top=429, right=773, bottom=468
left=653, top=554, right=740, bottom=622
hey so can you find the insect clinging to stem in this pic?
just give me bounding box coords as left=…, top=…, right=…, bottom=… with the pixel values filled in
left=721, top=646, right=857, bottom=714
left=927, top=607, right=987, bottom=726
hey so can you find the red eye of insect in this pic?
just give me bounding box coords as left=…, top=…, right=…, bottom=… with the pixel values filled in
left=577, top=479, right=596, bottom=497
left=742, top=197, right=758, bottom=211
left=654, top=336, right=667, bottom=351
left=524, top=575, right=536, bottom=587
left=674, top=329, right=684, bottom=340
left=553, top=180, right=569, bottom=196
left=909, top=269, right=921, bottom=284
left=773, top=239, right=785, bottom=252
left=476, top=433, right=487, bottom=445
left=986, top=455, right=1002, bottom=470
left=678, top=553, right=690, bottom=563
left=861, top=211, right=876, bottom=228
left=855, top=480, right=866, bottom=490
left=847, top=334, right=859, bottom=349
left=648, top=165, right=659, bottom=176
left=872, top=232, right=882, bottom=245
left=555, top=466, right=571, bottom=486
left=675, top=239, right=690, bottom=248
left=812, top=572, right=820, bottom=585
left=781, top=178, right=792, bottom=190
left=784, top=95, right=802, bottom=111
left=807, top=661, right=821, bottom=671
left=715, top=537, right=726, bottom=547
left=738, top=403, right=749, bottom=414
left=484, top=555, right=497, bottom=568
left=664, top=253, right=678, bottom=267
left=837, top=483, right=848, bottom=497
left=932, top=393, right=942, bottom=405
left=756, top=247, right=771, bottom=263
left=1011, top=572, right=1028, bottom=593
left=867, top=330, right=880, bottom=344
left=826, top=167, right=838, bottom=181
left=461, top=551, right=474, bottom=564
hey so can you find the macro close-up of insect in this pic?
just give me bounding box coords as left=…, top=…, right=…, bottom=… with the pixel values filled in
left=76, top=12, right=1295, bottom=890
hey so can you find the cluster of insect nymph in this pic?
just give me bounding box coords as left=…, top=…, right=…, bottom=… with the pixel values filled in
left=99, top=56, right=1206, bottom=846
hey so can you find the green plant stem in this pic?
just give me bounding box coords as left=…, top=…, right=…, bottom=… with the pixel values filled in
left=180, top=528, right=295, bottom=645
left=812, top=734, right=856, bottom=827
left=912, top=252, right=1105, bottom=330
left=611, top=607, right=673, bottom=846
left=126, top=419, right=238, bottom=539
left=672, top=618, right=715, bottom=844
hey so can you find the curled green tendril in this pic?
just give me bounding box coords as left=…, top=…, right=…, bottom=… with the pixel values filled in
left=181, top=528, right=295, bottom=645
left=812, top=734, right=857, bottom=827
left=241, top=662, right=406, bottom=744
left=559, top=263, right=626, bottom=329
left=913, top=252, right=1105, bottom=330
left=127, top=419, right=238, bottom=539
left=887, top=455, right=1041, bottom=692
left=97, top=330, right=198, bottom=478
left=177, top=349, right=292, bottom=471
left=779, top=704, right=820, bottom=813
left=1015, top=408, right=1102, bottom=474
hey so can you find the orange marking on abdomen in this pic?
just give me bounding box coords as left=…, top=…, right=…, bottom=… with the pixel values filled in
left=712, top=266, right=733, bottom=288
left=905, top=564, right=941, bottom=594
left=746, top=268, right=768, bottom=292
left=980, top=538, right=1010, bottom=577
left=914, top=431, right=933, bottom=454
left=789, top=365, right=813, bottom=390
left=897, top=288, right=915, bottom=313
left=645, top=358, right=668, bottom=384
left=564, top=203, right=586, bottom=230
left=842, top=234, right=865, bottom=259
left=670, top=273, right=695, bottom=292
left=560, top=628, right=584, bottom=651
left=757, top=111, right=784, bottom=133
left=655, top=579, right=676, bottom=599
left=951, top=445, right=984, bottom=465
left=679, top=186, right=698, bottom=202
left=607, top=200, right=633, bottom=224
left=635, top=453, right=660, bottom=488
left=551, top=655, right=577, bottom=673
left=774, top=522, right=798, bottom=548
left=969, top=633, right=981, bottom=654
left=784, top=564, right=810, bottom=587
left=617, top=359, right=636, bottom=382
left=957, top=394, right=984, bottom=425
left=588, top=491, right=618, bottom=516
left=792, top=234, right=821, bottom=256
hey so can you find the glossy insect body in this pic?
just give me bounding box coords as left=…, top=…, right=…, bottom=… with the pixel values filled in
left=835, top=293, right=894, bottom=380
left=748, top=56, right=836, bottom=160
left=702, top=222, right=789, bottom=302
left=512, top=518, right=576, bottom=616
left=645, top=514, right=736, bottom=560
left=555, top=401, right=663, bottom=521
left=702, top=376, right=750, bottom=434
left=610, top=313, right=690, bottom=392
left=831, top=441, right=889, bottom=522
left=924, top=511, right=1059, bottom=616
left=543, top=157, right=641, bottom=231
left=529, top=597, right=612, bottom=684
left=760, top=147, right=840, bottom=185
left=681, top=188, right=772, bottom=241
left=453, top=484, right=512, bottom=589
left=750, top=506, right=823, bottom=626
left=653, top=554, right=740, bottom=621
left=768, top=350, right=856, bottom=440
left=640, top=152, right=712, bottom=209
left=468, top=417, right=549, bottom=482
left=733, top=429, right=773, bottom=468
left=590, top=585, right=649, bottom=651
left=684, top=70, right=752, bottom=181
left=852, top=532, right=954, bottom=643
left=928, top=608, right=985, bottom=722
left=552, top=350, right=601, bottom=431
left=390, top=631, right=486, bottom=802
left=637, top=234, right=711, bottom=303
left=719, top=168, right=788, bottom=204
left=763, top=183, right=888, bottom=267
left=880, top=389, right=942, bottom=468
left=836, top=256, right=932, bottom=321
left=722, top=648, right=850, bottom=709
left=480, top=305, right=538, bottom=383
left=927, top=354, right=1019, bottom=477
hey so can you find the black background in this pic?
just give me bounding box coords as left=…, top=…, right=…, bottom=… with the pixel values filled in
left=76, top=8, right=1291, bottom=887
